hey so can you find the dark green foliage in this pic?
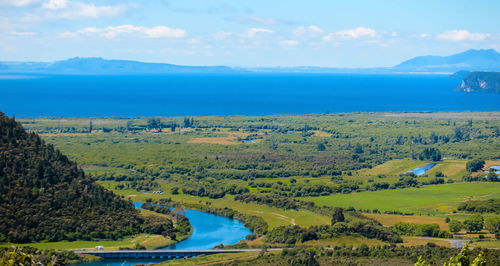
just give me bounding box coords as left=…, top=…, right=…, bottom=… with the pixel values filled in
left=463, top=214, right=484, bottom=232
left=235, top=193, right=315, bottom=210
left=173, top=215, right=191, bottom=238
left=182, top=186, right=226, bottom=199
left=141, top=214, right=175, bottom=236
left=485, top=216, right=500, bottom=234
left=392, top=175, right=418, bottom=188
left=265, top=225, right=305, bottom=244
left=331, top=207, right=345, bottom=224
left=141, top=202, right=171, bottom=214
left=448, top=220, right=462, bottom=233
left=316, top=143, right=325, bottom=151
left=139, top=203, right=191, bottom=239
left=466, top=159, right=485, bottom=173
left=0, top=112, right=145, bottom=243
left=418, top=147, right=442, bottom=161
left=458, top=198, right=500, bottom=213
left=487, top=169, right=498, bottom=181
left=265, top=219, right=402, bottom=245
left=183, top=117, right=195, bottom=128
left=454, top=125, right=481, bottom=141
left=422, top=178, right=445, bottom=185
left=147, top=118, right=162, bottom=131
left=0, top=246, right=81, bottom=265
left=391, top=222, right=452, bottom=238
left=281, top=248, right=319, bottom=266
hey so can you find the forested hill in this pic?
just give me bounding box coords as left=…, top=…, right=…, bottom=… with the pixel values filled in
left=456, top=71, right=500, bottom=93
left=0, top=112, right=144, bottom=243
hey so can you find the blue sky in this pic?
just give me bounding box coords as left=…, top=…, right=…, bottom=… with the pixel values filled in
left=1, top=0, right=499, bottom=67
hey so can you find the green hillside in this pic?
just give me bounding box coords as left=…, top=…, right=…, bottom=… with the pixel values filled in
left=0, top=112, right=146, bottom=243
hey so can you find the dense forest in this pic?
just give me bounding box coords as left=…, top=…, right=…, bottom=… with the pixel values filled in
left=0, top=112, right=172, bottom=243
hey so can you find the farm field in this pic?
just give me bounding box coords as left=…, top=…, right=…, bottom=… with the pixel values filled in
left=303, top=183, right=500, bottom=215
left=364, top=213, right=450, bottom=230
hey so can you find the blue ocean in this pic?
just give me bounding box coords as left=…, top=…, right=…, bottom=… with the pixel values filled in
left=0, top=73, right=498, bottom=117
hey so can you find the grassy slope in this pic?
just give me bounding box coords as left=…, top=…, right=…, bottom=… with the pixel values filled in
left=360, top=159, right=425, bottom=176
left=303, top=183, right=500, bottom=215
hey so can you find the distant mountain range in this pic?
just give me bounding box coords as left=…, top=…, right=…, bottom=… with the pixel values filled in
left=1, top=49, right=499, bottom=74
left=393, top=49, right=500, bottom=73
left=0, top=57, right=235, bottom=74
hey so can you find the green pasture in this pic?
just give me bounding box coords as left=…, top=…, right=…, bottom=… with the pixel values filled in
left=303, top=182, right=500, bottom=215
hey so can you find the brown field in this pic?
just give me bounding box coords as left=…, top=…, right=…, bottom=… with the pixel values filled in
left=365, top=213, right=449, bottom=230
left=484, top=160, right=500, bottom=170
left=312, top=130, right=332, bottom=137
left=188, top=131, right=262, bottom=145
left=400, top=236, right=451, bottom=247
left=188, top=137, right=240, bottom=145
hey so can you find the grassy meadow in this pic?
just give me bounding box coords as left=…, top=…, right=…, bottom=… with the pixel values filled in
left=303, top=182, right=500, bottom=215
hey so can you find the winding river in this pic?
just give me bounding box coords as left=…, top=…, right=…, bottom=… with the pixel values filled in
left=73, top=203, right=252, bottom=266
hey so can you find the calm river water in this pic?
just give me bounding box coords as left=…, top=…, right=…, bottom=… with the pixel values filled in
left=73, top=203, right=252, bottom=266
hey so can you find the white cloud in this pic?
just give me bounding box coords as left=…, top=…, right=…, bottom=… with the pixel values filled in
left=242, top=28, right=274, bottom=38
left=76, top=25, right=187, bottom=39
left=22, top=1, right=129, bottom=21
left=64, top=2, right=125, bottom=19
left=144, top=26, right=186, bottom=38
left=420, top=33, right=431, bottom=39
left=58, top=31, right=77, bottom=38
left=293, top=25, right=323, bottom=40
left=280, top=40, right=298, bottom=46
left=0, top=0, right=40, bottom=7
left=226, top=16, right=276, bottom=25
left=330, top=27, right=377, bottom=40
left=42, top=0, right=66, bottom=10
left=210, top=31, right=232, bottom=41
left=437, top=30, right=490, bottom=42
left=186, top=38, right=200, bottom=44
left=9, top=31, right=36, bottom=36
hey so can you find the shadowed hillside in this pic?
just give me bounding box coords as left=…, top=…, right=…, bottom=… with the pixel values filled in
left=0, top=112, right=145, bottom=243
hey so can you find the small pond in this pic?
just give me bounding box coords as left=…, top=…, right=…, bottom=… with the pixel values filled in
left=404, top=163, right=437, bottom=176
left=484, top=165, right=500, bottom=174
